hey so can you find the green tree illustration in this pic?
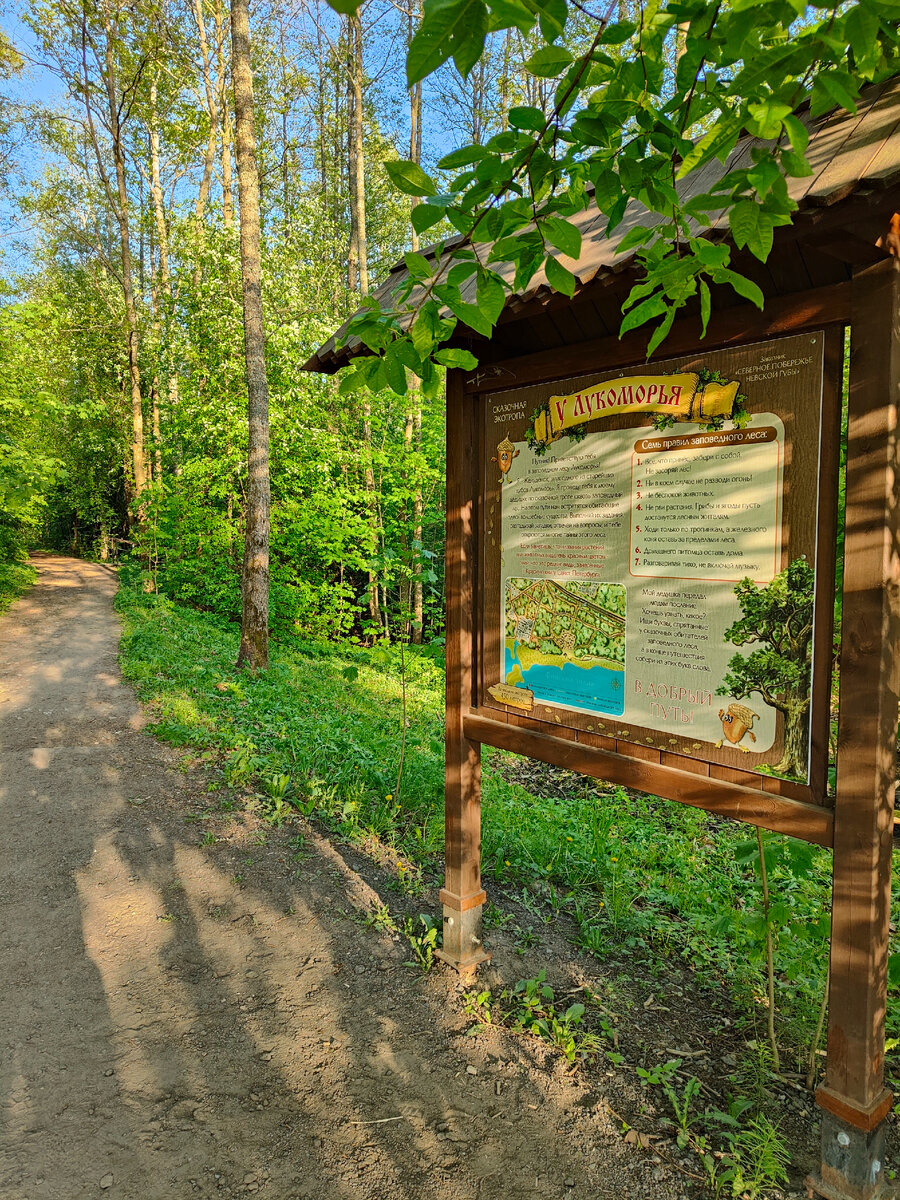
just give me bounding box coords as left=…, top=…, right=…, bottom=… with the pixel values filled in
left=718, top=559, right=814, bottom=779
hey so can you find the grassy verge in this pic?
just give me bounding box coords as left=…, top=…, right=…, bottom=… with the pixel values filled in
left=0, top=559, right=37, bottom=614
left=115, top=581, right=900, bottom=1089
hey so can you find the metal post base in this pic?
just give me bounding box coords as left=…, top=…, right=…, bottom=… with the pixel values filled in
left=806, top=1110, right=892, bottom=1200
left=435, top=900, right=490, bottom=979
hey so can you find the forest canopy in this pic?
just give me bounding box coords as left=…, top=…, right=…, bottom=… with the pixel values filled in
left=0, top=0, right=895, bottom=643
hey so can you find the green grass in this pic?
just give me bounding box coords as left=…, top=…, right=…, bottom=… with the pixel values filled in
left=115, top=581, right=900, bottom=1086
left=0, top=559, right=36, bottom=614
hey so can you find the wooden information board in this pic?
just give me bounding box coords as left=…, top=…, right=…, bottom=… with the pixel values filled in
left=439, top=260, right=900, bottom=1200
left=478, top=331, right=841, bottom=809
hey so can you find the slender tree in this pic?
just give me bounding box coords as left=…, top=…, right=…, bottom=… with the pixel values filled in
left=78, top=0, right=151, bottom=507
left=230, top=0, right=270, bottom=669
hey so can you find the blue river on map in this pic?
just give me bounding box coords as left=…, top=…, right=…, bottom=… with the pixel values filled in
left=505, top=642, right=625, bottom=716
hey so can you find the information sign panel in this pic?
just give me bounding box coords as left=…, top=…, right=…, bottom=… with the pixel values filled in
left=480, top=331, right=830, bottom=787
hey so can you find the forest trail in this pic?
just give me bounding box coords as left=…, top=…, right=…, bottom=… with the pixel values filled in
left=0, top=555, right=672, bottom=1200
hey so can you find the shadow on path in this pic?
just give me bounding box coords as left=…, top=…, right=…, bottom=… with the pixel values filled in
left=0, top=556, right=670, bottom=1200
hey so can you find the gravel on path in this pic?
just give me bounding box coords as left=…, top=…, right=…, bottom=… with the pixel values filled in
left=0, top=554, right=674, bottom=1200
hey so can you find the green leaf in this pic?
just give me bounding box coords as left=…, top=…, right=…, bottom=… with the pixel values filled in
left=541, top=216, right=581, bottom=259
left=383, top=346, right=408, bottom=394
left=452, top=13, right=488, bottom=76
left=435, top=348, right=479, bottom=369
left=524, top=45, right=573, bottom=77
left=411, top=204, right=445, bottom=236
left=436, top=288, right=494, bottom=335
left=437, top=145, right=488, bottom=169
left=534, top=0, right=566, bottom=41
left=780, top=148, right=812, bottom=177
left=385, top=159, right=437, bottom=197
left=337, top=365, right=365, bottom=396
left=485, top=0, right=535, bottom=33
left=699, top=280, right=711, bottom=337
left=616, top=224, right=656, bottom=255
left=409, top=300, right=445, bottom=355
left=747, top=100, right=792, bottom=141
left=712, top=267, right=764, bottom=309
left=619, top=293, right=667, bottom=337
left=782, top=113, right=809, bottom=156
left=677, top=119, right=741, bottom=179
left=728, top=200, right=773, bottom=261
left=325, top=0, right=364, bottom=12
left=811, top=70, right=859, bottom=118
left=446, top=260, right=479, bottom=286
left=544, top=254, right=576, bottom=297
left=508, top=105, right=547, bottom=131
left=729, top=199, right=759, bottom=248
left=571, top=113, right=617, bottom=145
left=592, top=169, right=622, bottom=213
left=599, top=19, right=635, bottom=43
left=845, top=5, right=880, bottom=68
left=407, top=0, right=486, bottom=85
left=477, top=271, right=507, bottom=323
left=403, top=251, right=433, bottom=281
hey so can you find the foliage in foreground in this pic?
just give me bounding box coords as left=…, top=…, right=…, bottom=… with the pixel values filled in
left=334, top=0, right=900, bottom=395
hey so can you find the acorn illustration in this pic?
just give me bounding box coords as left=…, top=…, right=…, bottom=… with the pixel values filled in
left=492, top=434, right=520, bottom=481
left=718, top=702, right=760, bottom=751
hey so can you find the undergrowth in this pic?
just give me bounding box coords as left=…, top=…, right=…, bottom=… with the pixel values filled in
left=0, top=559, right=36, bottom=613
left=115, top=580, right=900, bottom=1094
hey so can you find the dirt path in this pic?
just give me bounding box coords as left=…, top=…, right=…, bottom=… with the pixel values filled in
left=1, top=554, right=704, bottom=1200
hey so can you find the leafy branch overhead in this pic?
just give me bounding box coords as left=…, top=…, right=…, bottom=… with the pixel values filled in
left=329, top=0, right=899, bottom=397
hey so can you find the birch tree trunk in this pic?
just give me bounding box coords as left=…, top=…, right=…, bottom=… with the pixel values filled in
left=94, top=14, right=147, bottom=504
left=231, top=0, right=270, bottom=670
left=193, top=0, right=220, bottom=221
left=215, top=0, right=234, bottom=227
left=347, top=11, right=367, bottom=295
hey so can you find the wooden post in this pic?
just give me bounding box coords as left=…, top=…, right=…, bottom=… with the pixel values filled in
left=809, top=256, right=900, bottom=1200
left=437, top=370, right=489, bottom=974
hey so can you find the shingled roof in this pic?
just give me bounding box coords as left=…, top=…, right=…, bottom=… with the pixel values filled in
left=305, top=74, right=900, bottom=374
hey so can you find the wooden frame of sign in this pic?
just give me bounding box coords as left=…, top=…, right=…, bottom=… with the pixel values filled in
left=441, top=259, right=900, bottom=1198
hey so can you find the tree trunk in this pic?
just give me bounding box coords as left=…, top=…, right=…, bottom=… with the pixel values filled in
left=346, top=11, right=379, bottom=629
left=774, top=700, right=809, bottom=778
left=149, top=74, right=170, bottom=482
left=231, top=0, right=270, bottom=670
left=193, top=0, right=220, bottom=223
left=103, top=24, right=147, bottom=504
left=347, top=11, right=368, bottom=295
left=215, top=0, right=234, bottom=228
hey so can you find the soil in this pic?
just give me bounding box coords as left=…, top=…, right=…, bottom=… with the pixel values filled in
left=0, top=555, right=891, bottom=1200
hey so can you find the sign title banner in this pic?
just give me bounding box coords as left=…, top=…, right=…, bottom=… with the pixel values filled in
left=533, top=372, right=740, bottom=444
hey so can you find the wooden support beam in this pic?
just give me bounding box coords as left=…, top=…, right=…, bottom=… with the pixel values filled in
left=438, top=371, right=489, bottom=975
left=809, top=256, right=900, bottom=1200
left=464, top=712, right=834, bottom=846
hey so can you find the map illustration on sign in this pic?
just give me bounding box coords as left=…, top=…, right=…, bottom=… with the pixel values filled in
left=504, top=578, right=626, bottom=715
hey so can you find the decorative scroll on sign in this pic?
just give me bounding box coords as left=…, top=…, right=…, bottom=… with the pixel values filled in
left=532, top=370, right=740, bottom=445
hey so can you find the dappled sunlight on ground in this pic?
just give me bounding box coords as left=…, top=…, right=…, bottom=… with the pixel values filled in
left=0, top=555, right=679, bottom=1200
